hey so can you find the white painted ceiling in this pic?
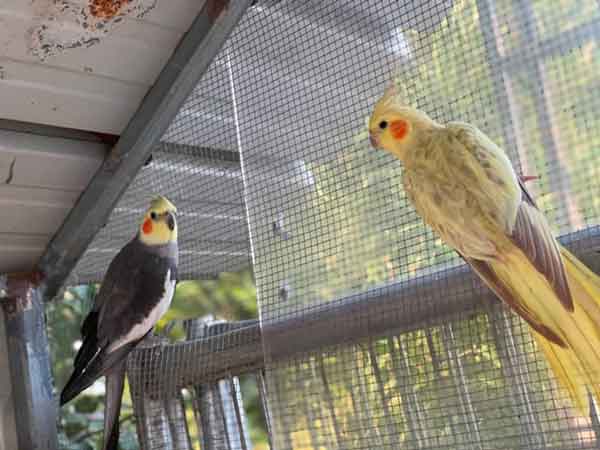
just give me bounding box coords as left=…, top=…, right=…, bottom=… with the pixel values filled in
left=0, top=0, right=206, bottom=134
left=0, top=0, right=209, bottom=275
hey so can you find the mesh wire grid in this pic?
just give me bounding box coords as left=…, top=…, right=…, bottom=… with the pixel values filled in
left=67, top=53, right=251, bottom=285
left=121, top=0, right=600, bottom=449
left=127, top=317, right=262, bottom=450
left=235, top=0, right=600, bottom=448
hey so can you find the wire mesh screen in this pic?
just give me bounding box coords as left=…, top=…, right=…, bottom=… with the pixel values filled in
left=226, top=0, right=600, bottom=449
left=67, top=55, right=251, bottom=285
left=124, top=0, right=600, bottom=449
left=266, top=305, right=600, bottom=450
left=127, top=317, right=265, bottom=450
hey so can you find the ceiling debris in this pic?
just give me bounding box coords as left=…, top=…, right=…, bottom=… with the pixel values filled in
left=28, top=0, right=157, bottom=61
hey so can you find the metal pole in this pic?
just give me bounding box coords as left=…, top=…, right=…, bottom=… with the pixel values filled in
left=476, top=0, right=531, bottom=175
left=129, top=335, right=193, bottom=450
left=388, top=335, right=429, bottom=449
left=513, top=0, right=583, bottom=228
left=1, top=276, right=58, bottom=450
left=186, top=316, right=252, bottom=450
left=366, top=341, right=402, bottom=449
left=316, top=354, right=343, bottom=448
left=424, top=327, right=462, bottom=448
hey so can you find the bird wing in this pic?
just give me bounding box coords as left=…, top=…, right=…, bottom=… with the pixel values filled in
left=60, top=241, right=140, bottom=404
left=465, top=256, right=567, bottom=347
left=511, top=185, right=573, bottom=311
left=61, top=240, right=176, bottom=405
left=60, top=341, right=139, bottom=405
left=448, top=122, right=572, bottom=311
left=97, top=252, right=176, bottom=346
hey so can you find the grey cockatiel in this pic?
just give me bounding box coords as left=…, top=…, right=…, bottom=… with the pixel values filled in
left=60, top=195, right=179, bottom=450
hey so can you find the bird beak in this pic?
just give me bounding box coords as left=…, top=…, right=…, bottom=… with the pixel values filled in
left=369, top=132, right=380, bottom=149
left=165, top=212, right=176, bottom=231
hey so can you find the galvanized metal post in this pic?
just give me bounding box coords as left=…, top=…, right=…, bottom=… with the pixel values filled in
left=352, top=353, right=386, bottom=449
left=129, top=335, right=193, bottom=450
left=186, top=316, right=252, bottom=450
left=255, top=370, right=274, bottom=450
left=1, top=276, right=58, bottom=450
left=270, top=367, right=295, bottom=450
left=515, top=0, right=583, bottom=228
left=316, top=354, right=343, bottom=448
left=295, top=365, right=321, bottom=450
left=476, top=0, right=531, bottom=176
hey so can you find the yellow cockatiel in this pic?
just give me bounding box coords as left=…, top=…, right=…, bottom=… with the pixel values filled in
left=369, top=86, right=600, bottom=413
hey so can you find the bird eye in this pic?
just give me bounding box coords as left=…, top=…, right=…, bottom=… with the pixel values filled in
left=150, top=211, right=157, bottom=220
left=379, top=120, right=388, bottom=129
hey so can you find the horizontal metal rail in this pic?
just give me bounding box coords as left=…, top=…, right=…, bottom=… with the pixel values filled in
left=130, top=225, right=600, bottom=392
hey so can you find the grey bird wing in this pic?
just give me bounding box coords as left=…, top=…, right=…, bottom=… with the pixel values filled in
left=60, top=239, right=177, bottom=405
left=511, top=181, right=573, bottom=311
left=60, top=240, right=141, bottom=404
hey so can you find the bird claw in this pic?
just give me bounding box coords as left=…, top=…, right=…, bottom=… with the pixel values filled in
left=140, top=332, right=167, bottom=347
left=520, top=174, right=539, bottom=183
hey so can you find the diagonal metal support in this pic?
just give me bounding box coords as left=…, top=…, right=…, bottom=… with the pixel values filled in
left=38, top=0, right=253, bottom=300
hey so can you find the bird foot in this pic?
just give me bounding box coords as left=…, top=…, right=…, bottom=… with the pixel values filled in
left=520, top=174, right=539, bottom=183
left=139, top=332, right=168, bottom=347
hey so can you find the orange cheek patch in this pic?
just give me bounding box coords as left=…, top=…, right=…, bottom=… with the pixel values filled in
left=390, top=119, right=409, bottom=140
left=142, top=219, right=153, bottom=234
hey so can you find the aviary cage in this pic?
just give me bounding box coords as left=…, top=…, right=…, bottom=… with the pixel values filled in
left=65, top=0, right=600, bottom=448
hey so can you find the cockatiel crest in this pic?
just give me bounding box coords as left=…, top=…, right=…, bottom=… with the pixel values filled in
left=369, top=83, right=440, bottom=162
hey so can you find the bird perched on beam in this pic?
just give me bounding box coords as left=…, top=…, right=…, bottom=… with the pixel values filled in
left=60, top=195, right=178, bottom=450
left=369, top=85, right=600, bottom=413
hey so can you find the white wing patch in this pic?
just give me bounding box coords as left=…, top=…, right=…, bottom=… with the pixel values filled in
left=108, top=269, right=176, bottom=352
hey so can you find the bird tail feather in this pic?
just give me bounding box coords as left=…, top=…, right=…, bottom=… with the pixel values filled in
left=60, top=342, right=136, bottom=405
left=103, top=360, right=126, bottom=450
left=487, top=246, right=600, bottom=414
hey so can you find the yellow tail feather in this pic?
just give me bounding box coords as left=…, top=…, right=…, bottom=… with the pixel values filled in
left=490, top=245, right=600, bottom=415
left=532, top=333, right=592, bottom=413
